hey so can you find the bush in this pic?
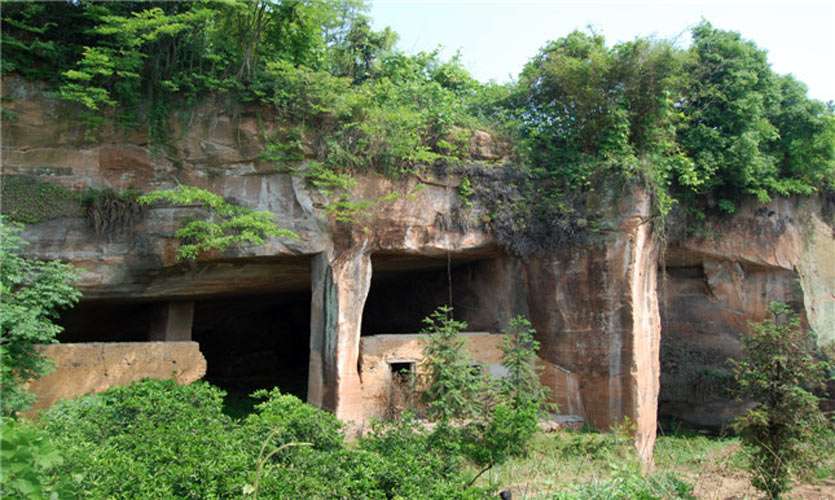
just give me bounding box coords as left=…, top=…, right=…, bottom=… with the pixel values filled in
left=359, top=415, right=486, bottom=498
left=554, top=465, right=695, bottom=500
left=239, top=388, right=345, bottom=453
left=24, top=379, right=498, bottom=499
left=0, top=418, right=73, bottom=499
left=41, top=379, right=247, bottom=499
left=731, top=302, right=832, bottom=499
left=0, top=217, right=80, bottom=416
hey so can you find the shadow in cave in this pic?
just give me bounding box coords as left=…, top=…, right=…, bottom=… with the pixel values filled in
left=58, top=300, right=158, bottom=342
left=192, top=292, right=311, bottom=418
left=361, top=254, right=501, bottom=336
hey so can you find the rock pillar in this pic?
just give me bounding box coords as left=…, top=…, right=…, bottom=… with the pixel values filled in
left=525, top=187, right=660, bottom=466
left=148, top=301, right=194, bottom=341
left=307, top=248, right=372, bottom=427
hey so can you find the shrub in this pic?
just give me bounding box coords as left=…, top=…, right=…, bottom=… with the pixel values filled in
left=359, top=415, right=486, bottom=498
left=554, top=464, right=695, bottom=500
left=41, top=379, right=248, bottom=499
left=0, top=217, right=80, bottom=416
left=239, top=388, right=345, bottom=453
left=29, top=380, right=498, bottom=499
left=0, top=418, right=74, bottom=499
left=732, top=302, right=832, bottom=499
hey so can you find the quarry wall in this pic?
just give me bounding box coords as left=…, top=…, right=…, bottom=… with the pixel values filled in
left=3, top=76, right=833, bottom=459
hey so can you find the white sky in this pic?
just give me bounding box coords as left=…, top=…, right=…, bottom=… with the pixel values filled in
left=370, top=0, right=835, bottom=102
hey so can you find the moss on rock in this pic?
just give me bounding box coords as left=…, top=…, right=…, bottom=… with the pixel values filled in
left=0, top=175, right=83, bottom=224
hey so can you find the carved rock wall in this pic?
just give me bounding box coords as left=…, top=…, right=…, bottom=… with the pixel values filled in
left=524, top=187, right=661, bottom=464
left=660, top=196, right=835, bottom=428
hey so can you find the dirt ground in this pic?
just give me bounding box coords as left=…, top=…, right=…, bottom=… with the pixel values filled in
left=687, top=443, right=835, bottom=500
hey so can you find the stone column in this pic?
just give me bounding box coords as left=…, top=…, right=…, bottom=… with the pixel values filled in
left=307, top=248, right=372, bottom=426
left=148, top=301, right=194, bottom=341
left=525, top=187, right=660, bottom=467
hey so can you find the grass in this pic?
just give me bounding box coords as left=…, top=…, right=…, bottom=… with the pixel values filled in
left=476, top=427, right=835, bottom=499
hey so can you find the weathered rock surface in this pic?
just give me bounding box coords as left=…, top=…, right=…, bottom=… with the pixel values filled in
left=660, top=196, right=835, bottom=428
left=524, top=186, right=661, bottom=464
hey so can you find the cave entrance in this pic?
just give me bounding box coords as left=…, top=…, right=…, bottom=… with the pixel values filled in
left=361, top=253, right=501, bottom=335
left=192, top=288, right=311, bottom=417
left=58, top=300, right=160, bottom=342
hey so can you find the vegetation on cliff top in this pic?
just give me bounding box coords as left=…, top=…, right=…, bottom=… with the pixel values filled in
left=2, top=1, right=833, bottom=250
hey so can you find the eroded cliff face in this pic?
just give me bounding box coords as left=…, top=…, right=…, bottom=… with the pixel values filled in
left=660, top=197, right=835, bottom=429
left=2, top=77, right=832, bottom=460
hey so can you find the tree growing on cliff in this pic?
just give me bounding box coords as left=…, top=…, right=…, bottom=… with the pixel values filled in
left=732, top=302, right=832, bottom=499
left=138, top=186, right=298, bottom=261
left=0, top=217, right=81, bottom=416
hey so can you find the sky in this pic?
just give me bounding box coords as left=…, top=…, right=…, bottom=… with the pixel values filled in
left=369, top=0, right=835, bottom=102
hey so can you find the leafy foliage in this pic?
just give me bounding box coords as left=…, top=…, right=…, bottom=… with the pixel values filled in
left=41, top=379, right=247, bottom=498
left=731, top=302, right=832, bottom=499
left=553, top=464, right=695, bottom=500
left=0, top=217, right=80, bottom=416
left=491, top=23, right=834, bottom=251
left=497, top=316, right=550, bottom=409
left=18, top=379, right=490, bottom=499
left=416, top=307, right=550, bottom=484
left=0, top=418, right=73, bottom=499
left=2, top=0, right=488, bottom=173
left=5, top=4, right=830, bottom=242
left=138, top=185, right=298, bottom=261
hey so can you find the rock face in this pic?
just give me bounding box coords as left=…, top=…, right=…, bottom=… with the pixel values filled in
left=3, top=76, right=833, bottom=463
left=660, top=197, right=835, bottom=429
left=524, top=187, right=661, bottom=464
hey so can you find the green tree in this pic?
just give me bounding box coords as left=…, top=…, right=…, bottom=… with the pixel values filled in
left=766, top=75, right=835, bottom=193
left=461, top=316, right=548, bottom=486
left=732, top=302, right=832, bottom=499
left=0, top=217, right=81, bottom=416
left=419, top=306, right=484, bottom=422
left=678, top=22, right=781, bottom=208
left=138, top=185, right=298, bottom=261
left=497, top=316, right=550, bottom=410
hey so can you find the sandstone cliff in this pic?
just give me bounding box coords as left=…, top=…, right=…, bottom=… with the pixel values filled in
left=2, top=76, right=832, bottom=459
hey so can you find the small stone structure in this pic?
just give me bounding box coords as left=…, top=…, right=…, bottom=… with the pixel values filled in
left=26, top=342, right=206, bottom=412
left=358, top=332, right=585, bottom=429
left=358, top=332, right=504, bottom=425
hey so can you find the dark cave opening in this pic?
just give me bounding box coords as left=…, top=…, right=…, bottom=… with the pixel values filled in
left=58, top=300, right=157, bottom=342
left=192, top=291, right=312, bottom=412
left=361, top=254, right=502, bottom=336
